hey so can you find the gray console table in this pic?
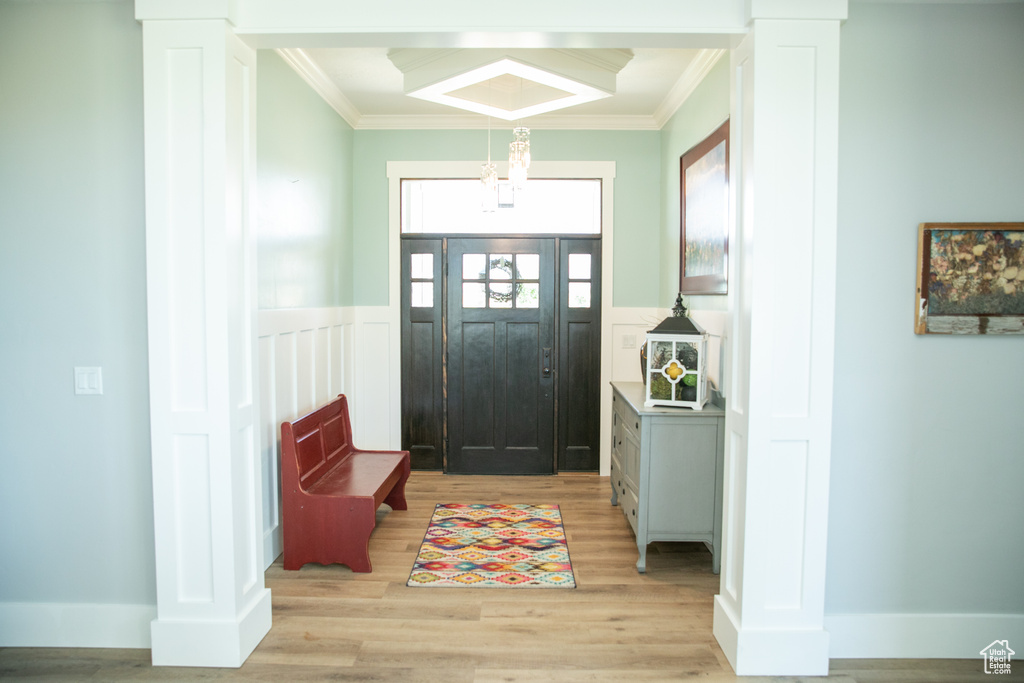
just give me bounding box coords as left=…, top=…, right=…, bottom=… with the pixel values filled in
left=609, top=382, right=725, bottom=573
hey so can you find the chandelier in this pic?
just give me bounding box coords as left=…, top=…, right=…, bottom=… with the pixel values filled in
left=508, top=126, right=530, bottom=190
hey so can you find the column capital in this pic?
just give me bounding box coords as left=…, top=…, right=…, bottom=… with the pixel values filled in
left=746, top=0, right=847, bottom=23
left=135, top=0, right=236, bottom=24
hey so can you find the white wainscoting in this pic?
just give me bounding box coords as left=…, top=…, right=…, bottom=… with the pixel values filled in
left=256, top=306, right=399, bottom=569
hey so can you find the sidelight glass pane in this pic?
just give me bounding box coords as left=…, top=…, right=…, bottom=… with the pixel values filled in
left=568, top=282, right=591, bottom=308
left=489, top=254, right=513, bottom=279
left=411, top=253, right=433, bottom=280
left=567, top=253, right=591, bottom=280
left=411, top=282, right=433, bottom=307
left=463, top=282, right=486, bottom=308
left=516, top=283, right=539, bottom=308
left=516, top=253, right=539, bottom=280
left=463, top=254, right=486, bottom=280
left=489, top=282, right=513, bottom=308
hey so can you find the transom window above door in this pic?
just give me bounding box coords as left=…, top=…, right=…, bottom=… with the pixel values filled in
left=401, top=178, right=601, bottom=234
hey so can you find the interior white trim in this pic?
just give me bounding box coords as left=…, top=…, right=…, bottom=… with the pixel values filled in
left=825, top=613, right=1024, bottom=659
left=653, top=48, right=727, bottom=127
left=276, top=48, right=361, bottom=128
left=386, top=160, right=616, bottom=470
left=0, top=602, right=156, bottom=649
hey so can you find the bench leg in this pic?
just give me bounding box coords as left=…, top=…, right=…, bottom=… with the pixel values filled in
left=383, top=457, right=410, bottom=511
left=340, top=498, right=377, bottom=573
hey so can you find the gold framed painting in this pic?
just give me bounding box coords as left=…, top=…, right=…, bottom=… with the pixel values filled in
left=915, top=222, right=1024, bottom=334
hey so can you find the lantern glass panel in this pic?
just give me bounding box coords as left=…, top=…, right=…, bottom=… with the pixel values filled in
left=650, top=373, right=672, bottom=400
left=649, top=341, right=673, bottom=370
left=675, top=341, right=700, bottom=370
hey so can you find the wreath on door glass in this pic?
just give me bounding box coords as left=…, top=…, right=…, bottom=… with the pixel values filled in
left=478, top=255, right=521, bottom=305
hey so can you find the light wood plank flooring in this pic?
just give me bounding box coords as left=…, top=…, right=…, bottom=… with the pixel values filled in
left=0, top=474, right=1007, bottom=681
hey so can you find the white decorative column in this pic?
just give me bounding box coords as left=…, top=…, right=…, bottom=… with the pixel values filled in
left=140, top=13, right=271, bottom=667
left=714, top=5, right=844, bottom=676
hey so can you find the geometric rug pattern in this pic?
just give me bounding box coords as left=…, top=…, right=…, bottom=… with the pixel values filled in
left=406, top=503, right=576, bottom=588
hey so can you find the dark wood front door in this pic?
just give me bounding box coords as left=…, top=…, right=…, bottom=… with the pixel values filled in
left=446, top=238, right=556, bottom=474
left=400, top=236, right=601, bottom=474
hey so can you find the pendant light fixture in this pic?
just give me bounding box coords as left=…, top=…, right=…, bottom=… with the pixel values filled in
left=508, top=76, right=530, bottom=190
left=480, top=77, right=498, bottom=211
left=508, top=125, right=530, bottom=190
left=481, top=115, right=498, bottom=212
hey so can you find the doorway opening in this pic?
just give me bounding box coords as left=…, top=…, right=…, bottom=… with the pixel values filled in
left=401, top=235, right=601, bottom=474
left=397, top=174, right=604, bottom=474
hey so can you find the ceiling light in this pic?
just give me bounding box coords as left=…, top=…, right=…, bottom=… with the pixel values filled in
left=407, top=58, right=611, bottom=120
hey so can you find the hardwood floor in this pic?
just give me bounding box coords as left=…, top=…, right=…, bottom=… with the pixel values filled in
left=0, top=474, right=1008, bottom=681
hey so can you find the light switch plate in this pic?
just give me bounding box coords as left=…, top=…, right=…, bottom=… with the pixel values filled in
left=74, top=366, right=103, bottom=395
left=621, top=333, right=637, bottom=349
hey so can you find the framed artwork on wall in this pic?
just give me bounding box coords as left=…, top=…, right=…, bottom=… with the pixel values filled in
left=680, top=119, right=729, bottom=295
left=915, top=222, right=1024, bottom=335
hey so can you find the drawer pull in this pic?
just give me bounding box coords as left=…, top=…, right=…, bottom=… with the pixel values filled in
left=635, top=422, right=639, bottom=430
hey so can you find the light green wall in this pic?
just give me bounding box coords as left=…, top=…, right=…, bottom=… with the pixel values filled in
left=659, top=56, right=730, bottom=310
left=0, top=1, right=155, bottom=605
left=351, top=129, right=662, bottom=307
left=827, top=2, right=1024, bottom=615
left=257, top=50, right=354, bottom=308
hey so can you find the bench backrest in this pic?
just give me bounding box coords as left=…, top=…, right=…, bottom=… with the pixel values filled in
left=281, top=394, right=354, bottom=491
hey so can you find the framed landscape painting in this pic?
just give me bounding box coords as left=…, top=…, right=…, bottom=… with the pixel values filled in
left=915, top=223, right=1024, bottom=334
left=680, top=119, right=729, bottom=295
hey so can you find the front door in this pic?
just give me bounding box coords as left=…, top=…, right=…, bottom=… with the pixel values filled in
left=446, top=238, right=556, bottom=474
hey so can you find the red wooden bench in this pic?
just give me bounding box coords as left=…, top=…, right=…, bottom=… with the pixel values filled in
left=280, top=394, right=410, bottom=572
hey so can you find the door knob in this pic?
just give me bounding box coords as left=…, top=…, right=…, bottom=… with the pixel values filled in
left=542, top=347, right=552, bottom=377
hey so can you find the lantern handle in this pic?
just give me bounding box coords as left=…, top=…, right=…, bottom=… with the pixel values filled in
left=672, top=293, right=687, bottom=318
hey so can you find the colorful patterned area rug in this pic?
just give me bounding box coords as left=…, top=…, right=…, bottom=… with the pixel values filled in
left=407, top=503, right=576, bottom=588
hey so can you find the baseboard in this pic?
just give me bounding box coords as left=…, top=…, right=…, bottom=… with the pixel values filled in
left=0, top=601, right=156, bottom=648
left=151, top=588, right=272, bottom=667
left=713, top=595, right=830, bottom=675
left=825, top=612, right=1024, bottom=659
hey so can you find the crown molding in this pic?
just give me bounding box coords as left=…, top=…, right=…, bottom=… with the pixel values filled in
left=652, top=48, right=726, bottom=128
left=275, top=48, right=361, bottom=129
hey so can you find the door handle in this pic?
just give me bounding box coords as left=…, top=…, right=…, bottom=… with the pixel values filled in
left=542, top=347, right=552, bottom=377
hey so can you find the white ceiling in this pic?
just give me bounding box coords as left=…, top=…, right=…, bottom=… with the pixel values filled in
left=290, top=47, right=720, bottom=130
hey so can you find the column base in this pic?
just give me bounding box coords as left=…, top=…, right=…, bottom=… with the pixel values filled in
left=151, top=588, right=271, bottom=667
left=714, top=595, right=830, bottom=676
